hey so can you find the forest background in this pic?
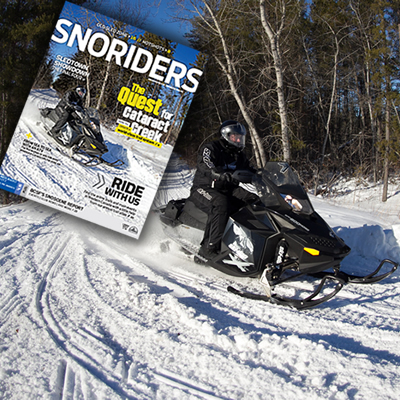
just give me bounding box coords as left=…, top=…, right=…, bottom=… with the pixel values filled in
left=1, top=0, right=400, bottom=202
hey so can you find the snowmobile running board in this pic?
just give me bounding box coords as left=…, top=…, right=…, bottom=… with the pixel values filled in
left=228, top=275, right=345, bottom=310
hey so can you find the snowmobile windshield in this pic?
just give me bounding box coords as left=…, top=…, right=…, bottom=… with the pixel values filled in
left=253, top=162, right=314, bottom=215
left=87, top=108, right=100, bottom=121
left=85, top=108, right=101, bottom=130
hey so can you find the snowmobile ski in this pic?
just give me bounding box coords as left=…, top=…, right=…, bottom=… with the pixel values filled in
left=50, top=139, right=124, bottom=168
left=229, top=259, right=398, bottom=310
left=310, top=259, right=398, bottom=284
left=98, top=156, right=124, bottom=168
left=227, top=274, right=345, bottom=310
left=68, top=149, right=124, bottom=168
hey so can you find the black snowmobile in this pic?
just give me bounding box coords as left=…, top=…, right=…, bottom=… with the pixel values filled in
left=160, top=162, right=398, bottom=309
left=39, top=105, right=123, bottom=167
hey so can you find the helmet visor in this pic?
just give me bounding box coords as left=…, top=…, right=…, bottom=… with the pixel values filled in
left=221, top=123, right=246, bottom=149
left=228, top=132, right=245, bottom=148
left=77, top=87, right=86, bottom=98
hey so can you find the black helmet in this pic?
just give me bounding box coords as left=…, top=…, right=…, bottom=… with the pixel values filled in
left=219, top=120, right=246, bottom=151
left=76, top=86, right=86, bottom=99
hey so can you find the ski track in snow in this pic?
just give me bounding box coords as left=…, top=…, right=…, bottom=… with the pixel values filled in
left=1, top=159, right=400, bottom=398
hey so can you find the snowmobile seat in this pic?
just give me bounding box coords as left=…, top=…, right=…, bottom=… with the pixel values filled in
left=161, top=199, right=207, bottom=230
left=40, top=107, right=59, bottom=123
left=161, top=199, right=185, bottom=226
left=178, top=199, right=208, bottom=230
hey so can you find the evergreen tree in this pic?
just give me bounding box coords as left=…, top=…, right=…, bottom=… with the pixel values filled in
left=0, top=0, right=89, bottom=163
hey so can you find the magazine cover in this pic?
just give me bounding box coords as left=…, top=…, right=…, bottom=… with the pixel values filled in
left=0, top=1, right=206, bottom=239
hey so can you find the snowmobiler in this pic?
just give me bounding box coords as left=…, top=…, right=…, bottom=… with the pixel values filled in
left=160, top=161, right=398, bottom=309
left=49, top=86, right=87, bottom=138
left=189, top=120, right=257, bottom=260
left=39, top=87, right=123, bottom=167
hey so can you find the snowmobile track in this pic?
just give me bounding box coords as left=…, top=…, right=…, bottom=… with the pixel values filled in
left=0, top=290, right=24, bottom=328
left=34, top=233, right=147, bottom=399
left=153, top=368, right=227, bottom=400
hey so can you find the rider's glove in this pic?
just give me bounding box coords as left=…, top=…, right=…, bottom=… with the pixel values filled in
left=220, top=172, right=232, bottom=183
left=211, top=170, right=232, bottom=182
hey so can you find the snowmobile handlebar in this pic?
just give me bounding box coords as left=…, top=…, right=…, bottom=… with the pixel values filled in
left=231, top=169, right=255, bottom=184
left=70, top=104, right=85, bottom=116
left=69, top=105, right=99, bottom=131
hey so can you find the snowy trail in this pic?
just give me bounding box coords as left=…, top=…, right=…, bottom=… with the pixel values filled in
left=1, top=164, right=400, bottom=398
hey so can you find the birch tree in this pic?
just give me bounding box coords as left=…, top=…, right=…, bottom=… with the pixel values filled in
left=349, top=0, right=380, bottom=179
left=259, top=0, right=292, bottom=162
left=180, top=0, right=267, bottom=167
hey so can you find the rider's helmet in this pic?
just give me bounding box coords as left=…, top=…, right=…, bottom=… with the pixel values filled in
left=75, top=86, right=86, bottom=99
left=219, top=120, right=246, bottom=151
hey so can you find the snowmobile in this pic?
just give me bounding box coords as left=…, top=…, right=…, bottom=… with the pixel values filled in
left=39, top=104, right=123, bottom=167
left=160, top=162, right=398, bottom=309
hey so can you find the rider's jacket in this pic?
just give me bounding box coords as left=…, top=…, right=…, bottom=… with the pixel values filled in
left=191, top=139, right=253, bottom=192
left=54, top=90, right=84, bottom=116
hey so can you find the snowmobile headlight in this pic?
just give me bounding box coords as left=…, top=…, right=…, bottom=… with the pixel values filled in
left=90, top=143, right=97, bottom=149
left=304, top=247, right=320, bottom=256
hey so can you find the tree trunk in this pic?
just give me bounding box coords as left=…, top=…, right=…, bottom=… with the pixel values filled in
left=96, top=58, right=112, bottom=110
left=350, top=1, right=377, bottom=181
left=321, top=27, right=339, bottom=165
left=382, top=98, right=390, bottom=202
left=259, top=0, right=290, bottom=162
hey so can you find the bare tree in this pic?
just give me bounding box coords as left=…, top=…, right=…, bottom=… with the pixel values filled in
left=349, top=0, right=378, bottom=180
left=382, top=96, right=390, bottom=202
left=259, top=0, right=292, bottom=162
left=319, top=19, right=349, bottom=165
left=175, top=0, right=267, bottom=167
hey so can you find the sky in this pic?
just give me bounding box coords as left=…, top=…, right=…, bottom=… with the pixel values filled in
left=93, top=0, right=194, bottom=46
left=140, top=1, right=193, bottom=46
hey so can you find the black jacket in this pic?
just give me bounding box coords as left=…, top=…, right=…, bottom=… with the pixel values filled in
left=191, top=139, right=253, bottom=192
left=55, top=90, right=84, bottom=115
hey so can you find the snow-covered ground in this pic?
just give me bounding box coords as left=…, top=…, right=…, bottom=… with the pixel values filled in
left=0, top=155, right=400, bottom=399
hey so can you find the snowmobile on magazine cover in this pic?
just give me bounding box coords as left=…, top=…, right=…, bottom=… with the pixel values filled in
left=39, top=87, right=123, bottom=167
left=160, top=161, right=398, bottom=310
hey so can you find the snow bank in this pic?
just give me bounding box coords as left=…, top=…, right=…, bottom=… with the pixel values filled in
left=393, top=224, right=400, bottom=246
